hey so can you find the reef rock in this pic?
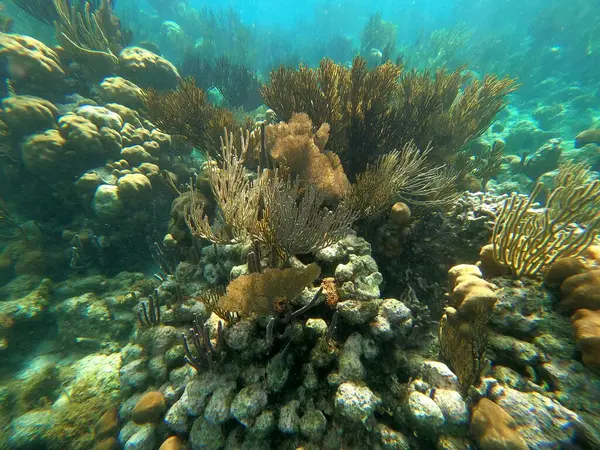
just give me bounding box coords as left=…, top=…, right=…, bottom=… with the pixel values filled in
left=334, top=381, right=381, bottom=424
left=93, top=184, right=124, bottom=219
left=486, top=382, right=580, bottom=448
left=335, top=254, right=383, bottom=300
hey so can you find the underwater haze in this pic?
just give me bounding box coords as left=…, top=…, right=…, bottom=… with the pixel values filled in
left=1, top=0, right=600, bottom=449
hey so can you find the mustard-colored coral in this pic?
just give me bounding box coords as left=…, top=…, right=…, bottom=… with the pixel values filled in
left=439, top=264, right=497, bottom=392
left=470, top=398, right=528, bottom=450
left=0, top=32, right=65, bottom=93
left=218, top=263, right=321, bottom=315
left=266, top=113, right=350, bottom=204
left=492, top=163, right=600, bottom=277
left=571, top=309, right=600, bottom=369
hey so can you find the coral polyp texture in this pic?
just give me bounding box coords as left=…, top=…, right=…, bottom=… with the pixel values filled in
left=0, top=1, right=599, bottom=449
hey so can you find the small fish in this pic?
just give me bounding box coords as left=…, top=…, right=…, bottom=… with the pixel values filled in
left=370, top=48, right=383, bottom=58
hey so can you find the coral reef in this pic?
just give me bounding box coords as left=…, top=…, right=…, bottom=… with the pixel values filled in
left=1, top=3, right=599, bottom=449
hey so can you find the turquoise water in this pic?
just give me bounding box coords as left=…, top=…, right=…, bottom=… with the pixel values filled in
left=0, top=0, right=599, bottom=449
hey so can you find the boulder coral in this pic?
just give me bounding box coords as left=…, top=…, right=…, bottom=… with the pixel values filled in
left=477, top=243, right=510, bottom=278
left=543, top=257, right=587, bottom=289
left=571, top=309, right=600, bottom=369
left=97, top=76, right=145, bottom=109
left=21, top=129, right=67, bottom=176
left=0, top=33, right=65, bottom=95
left=390, top=201, right=411, bottom=228
left=0, top=95, right=58, bottom=137
left=470, top=398, right=528, bottom=450
left=575, top=128, right=600, bottom=148
left=559, top=270, right=600, bottom=312
left=58, top=114, right=111, bottom=161
left=118, top=47, right=180, bottom=90
left=448, top=264, right=498, bottom=322
left=117, top=173, right=152, bottom=199
left=131, top=391, right=166, bottom=424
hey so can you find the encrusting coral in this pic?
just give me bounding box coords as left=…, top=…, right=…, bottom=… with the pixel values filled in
left=470, top=398, right=528, bottom=450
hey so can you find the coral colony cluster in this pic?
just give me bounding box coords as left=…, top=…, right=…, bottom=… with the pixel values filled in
left=0, top=1, right=600, bottom=449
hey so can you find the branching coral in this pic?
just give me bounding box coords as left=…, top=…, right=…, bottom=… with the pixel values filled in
left=185, top=129, right=355, bottom=257
left=413, top=24, right=473, bottom=69
left=0, top=13, right=13, bottom=32
left=213, top=56, right=263, bottom=110
left=9, top=0, right=64, bottom=26
left=0, top=196, right=23, bottom=239
left=0, top=120, right=17, bottom=165
left=262, top=56, right=401, bottom=172
left=180, top=54, right=263, bottom=111
left=53, top=0, right=120, bottom=73
left=93, top=0, right=132, bottom=53
left=142, top=78, right=240, bottom=156
left=492, top=163, right=600, bottom=277
left=347, top=142, right=458, bottom=219
left=391, top=67, right=518, bottom=174
left=266, top=113, right=350, bottom=204
left=262, top=57, right=517, bottom=179
left=359, top=12, right=398, bottom=64
left=256, top=171, right=356, bottom=256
